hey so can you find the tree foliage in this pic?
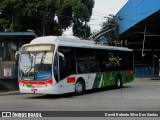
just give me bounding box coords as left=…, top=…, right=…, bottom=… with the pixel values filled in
left=101, top=17, right=119, bottom=42
left=91, top=17, right=119, bottom=45
left=0, top=0, right=94, bottom=37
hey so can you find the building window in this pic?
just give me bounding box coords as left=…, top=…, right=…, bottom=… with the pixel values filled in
left=0, top=39, right=17, bottom=61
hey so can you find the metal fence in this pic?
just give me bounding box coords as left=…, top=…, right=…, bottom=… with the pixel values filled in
left=134, top=66, right=159, bottom=77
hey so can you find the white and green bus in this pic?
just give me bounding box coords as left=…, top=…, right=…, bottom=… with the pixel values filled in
left=18, top=36, right=134, bottom=95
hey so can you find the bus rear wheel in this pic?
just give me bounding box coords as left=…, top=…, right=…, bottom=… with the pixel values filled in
left=115, top=77, right=123, bottom=89
left=75, top=80, right=85, bottom=95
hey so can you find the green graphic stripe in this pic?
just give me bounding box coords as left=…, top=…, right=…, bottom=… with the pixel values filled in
left=101, top=73, right=107, bottom=87
left=93, top=73, right=102, bottom=88
left=26, top=84, right=32, bottom=88
left=92, top=70, right=134, bottom=89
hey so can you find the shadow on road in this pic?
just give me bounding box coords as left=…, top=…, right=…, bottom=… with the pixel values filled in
left=25, top=85, right=132, bottom=99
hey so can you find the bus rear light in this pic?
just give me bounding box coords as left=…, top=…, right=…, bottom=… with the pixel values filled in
left=126, top=71, right=131, bottom=76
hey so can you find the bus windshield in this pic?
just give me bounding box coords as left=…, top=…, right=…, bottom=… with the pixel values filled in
left=19, top=45, right=54, bottom=81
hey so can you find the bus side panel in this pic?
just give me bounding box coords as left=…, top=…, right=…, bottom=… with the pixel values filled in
left=123, top=70, right=134, bottom=84
left=19, top=84, right=59, bottom=94
left=92, top=72, right=118, bottom=88
left=56, top=78, right=75, bottom=94
left=56, top=74, right=97, bottom=93
left=90, top=71, right=134, bottom=89
left=57, top=70, right=134, bottom=94
left=19, top=70, right=134, bottom=95
left=92, top=72, right=116, bottom=88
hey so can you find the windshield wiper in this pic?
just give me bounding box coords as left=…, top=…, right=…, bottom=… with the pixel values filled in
left=33, top=53, right=38, bottom=80
left=26, top=52, right=37, bottom=80
left=40, top=51, right=47, bottom=65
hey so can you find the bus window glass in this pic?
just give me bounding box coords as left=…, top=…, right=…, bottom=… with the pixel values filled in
left=96, top=50, right=133, bottom=71
left=107, top=52, right=123, bottom=70
left=0, top=40, right=17, bottom=61
left=58, top=47, right=76, bottom=80
left=76, top=48, right=100, bottom=73
left=19, top=52, right=53, bottom=81
left=96, top=50, right=122, bottom=71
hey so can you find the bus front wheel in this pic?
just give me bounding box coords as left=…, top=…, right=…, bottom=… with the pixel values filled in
left=75, top=79, right=85, bottom=95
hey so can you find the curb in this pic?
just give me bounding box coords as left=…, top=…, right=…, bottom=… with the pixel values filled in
left=151, top=78, right=160, bottom=80
left=0, top=90, right=20, bottom=96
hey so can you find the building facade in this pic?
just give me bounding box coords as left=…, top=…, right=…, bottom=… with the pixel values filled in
left=116, top=0, right=160, bottom=77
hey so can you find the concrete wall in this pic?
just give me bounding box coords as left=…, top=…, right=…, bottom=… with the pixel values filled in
left=0, top=63, right=18, bottom=90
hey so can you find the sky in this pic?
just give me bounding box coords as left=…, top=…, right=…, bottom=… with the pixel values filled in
left=63, top=0, right=128, bottom=36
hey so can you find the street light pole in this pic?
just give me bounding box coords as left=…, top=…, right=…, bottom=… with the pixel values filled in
left=153, top=52, right=155, bottom=77
left=153, top=52, right=157, bottom=77
left=84, top=21, right=87, bottom=38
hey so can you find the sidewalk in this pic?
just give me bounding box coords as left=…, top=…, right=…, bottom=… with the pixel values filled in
left=0, top=90, right=20, bottom=96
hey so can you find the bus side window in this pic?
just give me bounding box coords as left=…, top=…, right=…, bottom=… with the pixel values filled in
left=58, top=52, right=65, bottom=68
left=76, top=48, right=100, bottom=73
left=59, top=52, right=68, bottom=80
left=58, top=47, right=76, bottom=80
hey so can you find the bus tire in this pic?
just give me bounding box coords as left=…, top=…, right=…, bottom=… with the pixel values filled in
left=115, top=77, right=123, bottom=89
left=75, top=79, right=85, bottom=95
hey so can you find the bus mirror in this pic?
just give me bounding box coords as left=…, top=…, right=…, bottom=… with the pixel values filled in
left=58, top=52, right=64, bottom=60
left=15, top=51, right=20, bottom=60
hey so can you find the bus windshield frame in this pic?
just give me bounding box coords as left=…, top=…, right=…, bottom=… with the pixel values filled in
left=19, top=44, right=55, bottom=81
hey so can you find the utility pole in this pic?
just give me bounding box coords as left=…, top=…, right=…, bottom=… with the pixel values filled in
left=153, top=51, right=155, bottom=77
left=153, top=51, right=157, bottom=77
left=43, top=13, right=46, bottom=36
left=84, top=21, right=87, bottom=38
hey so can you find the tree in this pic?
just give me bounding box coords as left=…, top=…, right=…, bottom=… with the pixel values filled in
left=101, top=17, right=119, bottom=42
left=0, top=0, right=94, bottom=37
left=0, top=0, right=59, bottom=35
left=72, top=0, right=94, bottom=38
left=91, top=16, right=119, bottom=45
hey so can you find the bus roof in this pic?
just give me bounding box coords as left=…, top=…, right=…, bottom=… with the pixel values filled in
left=29, top=36, right=132, bottom=52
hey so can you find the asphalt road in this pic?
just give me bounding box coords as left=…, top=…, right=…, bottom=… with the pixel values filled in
left=0, top=78, right=160, bottom=120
